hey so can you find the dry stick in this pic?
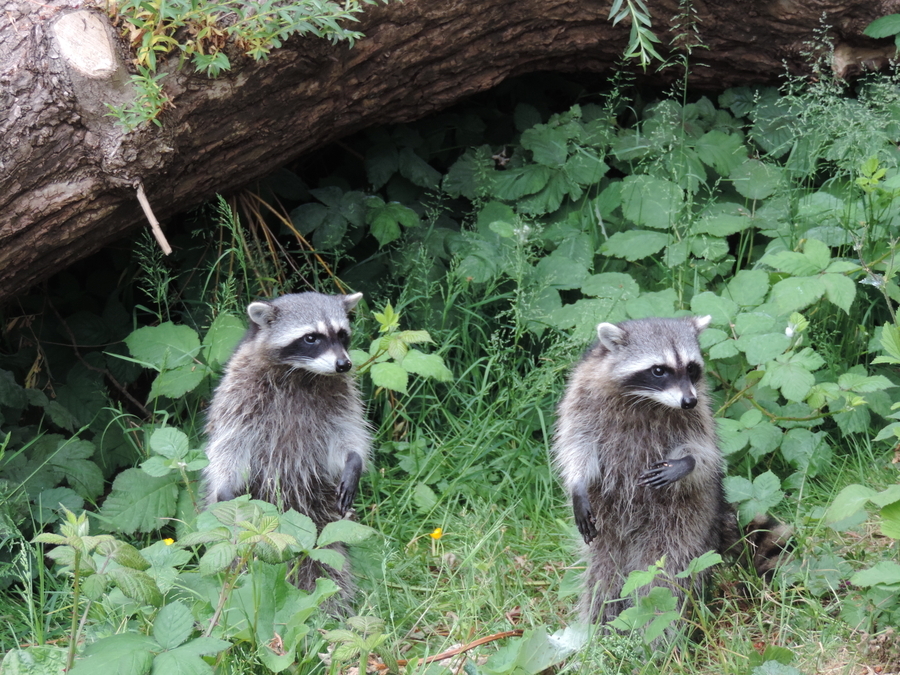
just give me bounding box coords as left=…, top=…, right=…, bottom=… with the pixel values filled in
left=135, top=182, right=173, bottom=255
left=372, top=629, right=524, bottom=672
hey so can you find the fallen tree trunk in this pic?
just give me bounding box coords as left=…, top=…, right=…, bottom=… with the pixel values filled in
left=1, top=0, right=897, bottom=306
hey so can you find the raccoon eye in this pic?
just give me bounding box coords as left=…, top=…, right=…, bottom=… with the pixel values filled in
left=303, top=334, right=320, bottom=345
left=336, top=329, right=349, bottom=342
left=687, top=362, right=701, bottom=379
left=651, top=365, right=667, bottom=377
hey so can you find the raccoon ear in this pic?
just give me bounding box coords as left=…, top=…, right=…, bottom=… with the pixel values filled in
left=343, top=292, right=363, bottom=311
left=596, top=322, right=627, bottom=349
left=692, top=315, right=712, bottom=333
left=247, top=302, right=276, bottom=327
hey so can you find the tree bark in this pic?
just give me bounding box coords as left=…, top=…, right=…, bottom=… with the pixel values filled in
left=1, top=0, right=897, bottom=306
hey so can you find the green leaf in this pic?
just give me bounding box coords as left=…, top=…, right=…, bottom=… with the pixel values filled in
left=153, top=600, right=194, bottom=650
left=625, top=289, right=678, bottom=320
left=601, top=230, right=669, bottom=261
left=534, top=256, right=589, bottom=290
left=779, top=428, right=830, bottom=476
left=695, top=130, right=748, bottom=176
left=730, top=159, right=783, bottom=200
left=581, top=273, right=640, bottom=300
left=107, top=567, right=163, bottom=606
left=770, top=277, right=826, bottom=314
left=365, top=142, right=399, bottom=190
left=821, top=273, right=856, bottom=314
left=49, top=439, right=104, bottom=500
left=565, top=149, right=609, bottom=185
left=199, top=542, right=238, bottom=575
left=99, top=469, right=180, bottom=534
left=1, top=646, right=68, bottom=675
left=125, top=323, right=202, bottom=370
left=760, top=358, right=815, bottom=402
left=307, top=548, right=345, bottom=572
left=736, top=332, right=790, bottom=365
left=726, top=270, right=770, bottom=307
left=620, top=175, right=684, bottom=229
left=850, top=561, right=900, bottom=587
left=690, top=292, right=738, bottom=326
left=521, top=125, right=569, bottom=166
left=493, top=165, right=551, bottom=200
left=203, top=313, right=245, bottom=369
left=150, top=427, right=190, bottom=460
left=317, top=520, right=375, bottom=547
left=413, top=482, right=438, bottom=512
left=397, top=146, right=441, bottom=188
left=149, top=363, right=210, bottom=400
left=724, top=471, right=783, bottom=525
left=68, top=634, right=156, bottom=675
left=370, top=362, right=408, bottom=394
left=825, top=484, right=877, bottom=526
left=694, top=209, right=753, bottom=237
left=443, top=146, right=493, bottom=199
left=864, top=14, right=900, bottom=38
left=400, top=350, right=452, bottom=382
left=366, top=200, right=420, bottom=248
left=880, top=500, right=900, bottom=539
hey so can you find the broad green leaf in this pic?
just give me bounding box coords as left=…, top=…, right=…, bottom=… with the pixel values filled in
left=481, top=628, right=578, bottom=675
left=48, top=439, right=104, bottom=500
left=762, top=251, right=820, bottom=276
left=67, top=634, right=156, bottom=675
left=514, top=103, right=542, bottom=132
left=307, top=548, right=345, bottom=572
left=821, top=273, right=856, bottom=314
left=694, top=210, right=753, bottom=237
left=99, top=469, right=180, bottom=534
left=726, top=270, right=770, bottom=307
left=709, top=339, right=740, bottom=359
left=398, top=146, right=441, bottom=188
left=880, top=500, right=900, bottom=539
left=443, top=146, right=493, bottom=199
left=690, top=292, right=738, bottom=326
left=203, top=313, right=244, bottom=369
left=370, top=362, right=408, bottom=394
left=153, top=600, right=194, bottom=650
left=366, top=200, right=420, bottom=248
left=864, top=14, right=900, bottom=39
left=365, top=142, right=399, bottom=190
left=736, top=332, right=790, bottom=365
left=317, top=520, right=375, bottom=547
left=761, top=359, right=815, bottom=402
left=400, top=350, right=452, bottom=382
left=412, top=481, right=438, bottom=512
left=493, top=165, right=551, bottom=200
left=725, top=471, right=783, bottom=525
left=850, top=561, right=900, bottom=587
left=107, top=567, right=163, bottom=606
left=553, top=233, right=595, bottom=268
left=199, top=542, right=238, bottom=575
left=518, top=171, right=569, bottom=214
left=695, top=130, right=748, bottom=176
left=534, top=256, right=588, bottom=290
left=621, top=175, right=684, bottom=229
left=125, top=323, right=202, bottom=370
left=1, top=646, right=67, bottom=675
left=280, top=509, right=318, bottom=551
left=565, top=149, right=609, bottom=185
left=149, top=363, right=209, bottom=400
left=625, top=289, right=678, bottom=319
left=825, top=484, right=877, bottom=525
left=581, top=273, right=640, bottom=300
left=150, top=427, right=190, bottom=460
left=521, top=125, right=570, bottom=166
left=730, top=159, right=783, bottom=200
left=779, top=428, right=830, bottom=476
left=601, top=230, right=669, bottom=261
left=770, top=277, right=826, bottom=314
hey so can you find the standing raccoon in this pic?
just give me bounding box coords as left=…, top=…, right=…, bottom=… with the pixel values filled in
left=203, top=291, right=370, bottom=603
left=552, top=315, right=725, bottom=625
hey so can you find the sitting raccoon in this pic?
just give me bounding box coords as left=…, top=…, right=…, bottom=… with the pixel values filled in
left=203, top=291, right=370, bottom=605
left=553, top=315, right=790, bottom=625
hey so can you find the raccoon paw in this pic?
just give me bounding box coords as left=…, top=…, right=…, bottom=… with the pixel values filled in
left=639, top=455, right=696, bottom=488
left=336, top=452, right=364, bottom=515
left=572, top=486, right=598, bottom=543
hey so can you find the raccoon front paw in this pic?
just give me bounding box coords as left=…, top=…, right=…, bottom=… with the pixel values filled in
left=572, top=488, right=598, bottom=544
left=638, top=455, right=696, bottom=488
left=336, top=452, right=363, bottom=515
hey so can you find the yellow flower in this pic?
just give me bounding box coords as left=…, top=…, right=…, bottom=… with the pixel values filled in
left=163, top=538, right=175, bottom=545
left=429, top=528, right=443, bottom=540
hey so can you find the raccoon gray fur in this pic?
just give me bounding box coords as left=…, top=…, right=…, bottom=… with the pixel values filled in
left=203, top=291, right=371, bottom=605
left=552, top=315, right=725, bottom=625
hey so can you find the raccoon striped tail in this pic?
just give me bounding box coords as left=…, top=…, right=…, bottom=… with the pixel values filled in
left=722, top=509, right=793, bottom=579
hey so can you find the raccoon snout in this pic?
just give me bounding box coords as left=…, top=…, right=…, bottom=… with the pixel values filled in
left=681, top=393, right=697, bottom=409
left=335, top=358, right=352, bottom=373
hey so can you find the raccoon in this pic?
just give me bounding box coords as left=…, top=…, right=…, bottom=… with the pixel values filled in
left=552, top=315, right=725, bottom=625
left=203, top=291, right=370, bottom=604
